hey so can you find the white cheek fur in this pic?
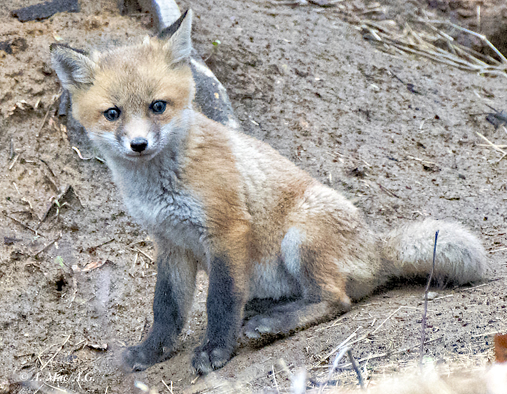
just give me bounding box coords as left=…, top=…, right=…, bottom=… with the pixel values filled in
left=88, top=129, right=124, bottom=158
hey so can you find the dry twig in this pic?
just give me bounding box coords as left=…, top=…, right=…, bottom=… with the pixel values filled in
left=476, top=132, right=507, bottom=162
left=347, top=349, right=365, bottom=390
left=161, top=380, right=173, bottom=394
left=4, top=213, right=44, bottom=237
left=34, top=233, right=62, bottom=257
left=40, top=334, right=71, bottom=371
left=419, top=230, right=438, bottom=368
left=318, top=347, right=349, bottom=393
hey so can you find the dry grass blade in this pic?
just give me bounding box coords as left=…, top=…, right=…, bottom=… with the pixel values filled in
left=476, top=132, right=507, bottom=155
left=320, top=332, right=356, bottom=361
left=40, top=334, right=71, bottom=371
left=347, top=349, right=365, bottom=390
left=162, top=380, right=173, bottom=394
left=318, top=347, right=349, bottom=393
left=34, top=233, right=62, bottom=257
left=420, top=231, right=438, bottom=368
left=339, top=4, right=507, bottom=77
left=476, top=132, right=507, bottom=162
left=430, top=20, right=507, bottom=65
left=4, top=213, right=45, bottom=237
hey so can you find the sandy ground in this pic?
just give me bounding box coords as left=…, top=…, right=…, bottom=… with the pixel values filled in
left=0, top=0, right=506, bottom=393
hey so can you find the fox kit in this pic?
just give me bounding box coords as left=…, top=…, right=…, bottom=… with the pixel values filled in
left=51, top=10, right=487, bottom=374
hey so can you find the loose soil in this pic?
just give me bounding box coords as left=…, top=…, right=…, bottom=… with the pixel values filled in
left=0, top=0, right=506, bottom=393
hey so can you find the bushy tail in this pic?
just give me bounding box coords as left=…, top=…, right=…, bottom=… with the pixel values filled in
left=382, top=219, right=488, bottom=285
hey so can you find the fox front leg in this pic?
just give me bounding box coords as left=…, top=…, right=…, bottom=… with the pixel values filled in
left=123, top=246, right=197, bottom=372
left=191, top=255, right=247, bottom=374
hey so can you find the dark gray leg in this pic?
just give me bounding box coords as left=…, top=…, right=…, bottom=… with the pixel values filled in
left=123, top=246, right=197, bottom=372
left=192, top=256, right=246, bottom=374
left=242, top=299, right=348, bottom=341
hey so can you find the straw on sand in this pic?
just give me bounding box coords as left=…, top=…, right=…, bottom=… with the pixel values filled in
left=333, top=4, right=507, bottom=78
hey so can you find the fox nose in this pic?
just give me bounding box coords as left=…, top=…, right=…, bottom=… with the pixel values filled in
left=130, top=137, right=148, bottom=153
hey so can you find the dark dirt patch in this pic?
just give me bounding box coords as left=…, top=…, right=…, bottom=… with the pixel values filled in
left=0, top=0, right=506, bottom=393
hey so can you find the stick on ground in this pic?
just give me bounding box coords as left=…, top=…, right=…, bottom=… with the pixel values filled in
left=347, top=349, right=365, bottom=390
left=420, top=230, right=439, bottom=367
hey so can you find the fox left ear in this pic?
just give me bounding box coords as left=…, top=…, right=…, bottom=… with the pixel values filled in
left=159, top=9, right=193, bottom=65
left=50, top=43, right=97, bottom=90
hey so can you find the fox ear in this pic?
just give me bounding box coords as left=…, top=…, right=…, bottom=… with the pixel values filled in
left=50, top=43, right=96, bottom=90
left=158, top=9, right=193, bottom=65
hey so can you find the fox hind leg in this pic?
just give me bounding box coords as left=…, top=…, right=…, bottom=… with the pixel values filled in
left=243, top=228, right=351, bottom=341
left=242, top=299, right=349, bottom=341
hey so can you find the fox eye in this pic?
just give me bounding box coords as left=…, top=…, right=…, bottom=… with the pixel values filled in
left=150, top=100, right=167, bottom=114
left=104, top=107, right=121, bottom=121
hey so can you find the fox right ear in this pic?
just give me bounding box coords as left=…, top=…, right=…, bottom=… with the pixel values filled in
left=50, top=43, right=97, bottom=90
left=158, top=9, right=193, bottom=65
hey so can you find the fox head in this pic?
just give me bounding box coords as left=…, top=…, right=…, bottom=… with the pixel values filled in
left=51, top=10, right=195, bottom=161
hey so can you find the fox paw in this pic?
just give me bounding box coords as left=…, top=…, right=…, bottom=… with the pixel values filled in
left=122, top=345, right=154, bottom=372
left=243, top=315, right=283, bottom=340
left=192, top=343, right=232, bottom=374
left=122, top=345, right=171, bottom=373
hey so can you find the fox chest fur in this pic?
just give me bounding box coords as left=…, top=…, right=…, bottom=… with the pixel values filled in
left=110, top=155, right=207, bottom=258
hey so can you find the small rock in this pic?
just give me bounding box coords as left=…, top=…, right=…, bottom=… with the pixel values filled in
left=87, top=342, right=108, bottom=351
left=423, top=163, right=441, bottom=172
left=40, top=62, right=53, bottom=76
left=0, top=380, right=10, bottom=394
left=295, top=68, right=309, bottom=77
left=12, top=0, right=80, bottom=22
left=349, top=165, right=367, bottom=178
left=424, top=291, right=439, bottom=300
left=0, top=38, right=27, bottom=55
left=4, top=236, right=21, bottom=245
left=0, top=41, right=13, bottom=55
